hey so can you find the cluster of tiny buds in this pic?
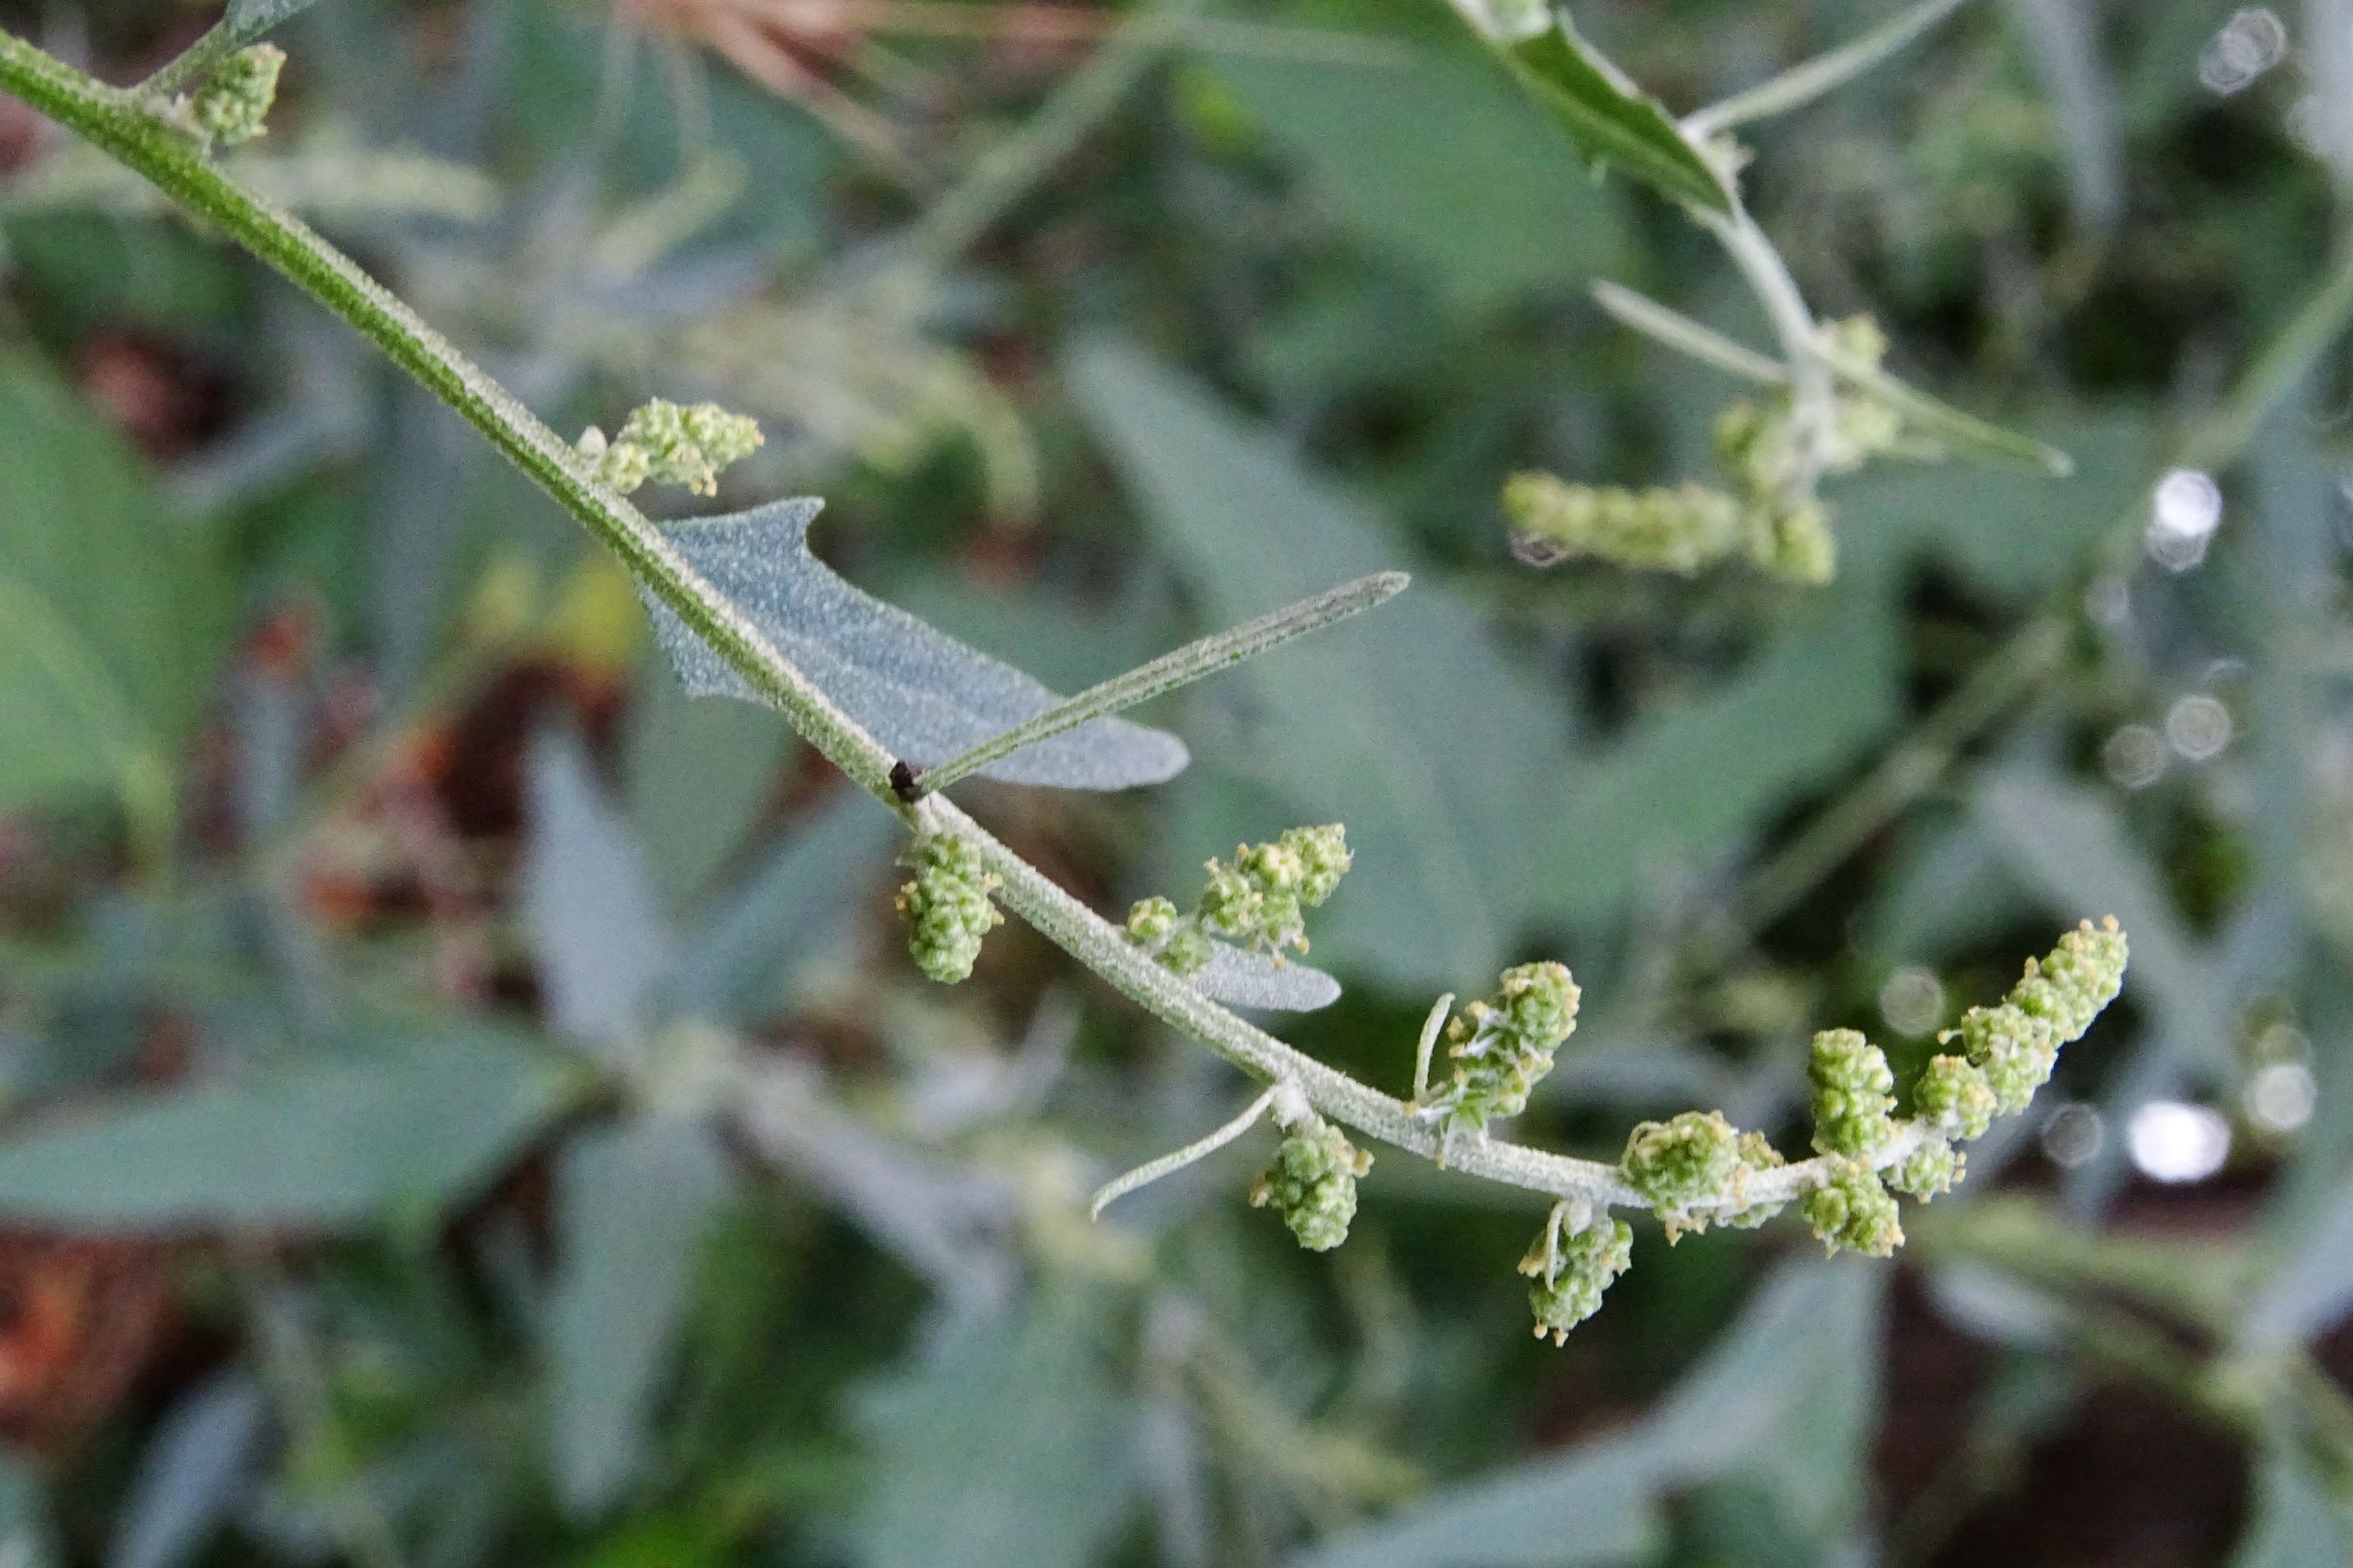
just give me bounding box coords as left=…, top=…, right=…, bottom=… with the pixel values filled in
left=577, top=400, right=764, bottom=498
left=1515, top=921, right=2125, bottom=1344
left=1520, top=1202, right=1633, bottom=1345
left=895, top=833, right=1003, bottom=985
left=1249, top=1089, right=1372, bottom=1252
left=1124, top=824, right=1350, bottom=977
left=1504, top=315, right=1917, bottom=585
left=187, top=44, right=285, bottom=147
left=1417, top=962, right=1581, bottom=1139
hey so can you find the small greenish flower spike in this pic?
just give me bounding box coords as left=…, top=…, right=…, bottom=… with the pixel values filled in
left=1802, top=1160, right=1904, bottom=1257
left=580, top=400, right=764, bottom=497
left=192, top=44, right=285, bottom=145
left=1521, top=1216, right=1633, bottom=1346
left=1251, top=1115, right=1372, bottom=1252
left=1913, top=1054, right=1997, bottom=1140
left=1887, top=1140, right=1962, bottom=1200
left=895, top=834, right=1003, bottom=985
left=1131, top=825, right=1350, bottom=979
left=1621, top=1110, right=1741, bottom=1237
left=1809, top=1028, right=1897, bottom=1157
left=1422, top=962, right=1581, bottom=1137
left=1504, top=474, right=1747, bottom=576
left=1941, top=918, right=2128, bottom=1114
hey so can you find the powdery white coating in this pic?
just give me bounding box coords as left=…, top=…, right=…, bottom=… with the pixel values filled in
left=1189, top=943, right=1343, bottom=1013
left=642, top=500, right=1189, bottom=790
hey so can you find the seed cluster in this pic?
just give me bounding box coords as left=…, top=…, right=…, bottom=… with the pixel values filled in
left=895, top=834, right=1003, bottom=985
left=1420, top=962, right=1581, bottom=1137
left=1124, top=824, right=1351, bottom=978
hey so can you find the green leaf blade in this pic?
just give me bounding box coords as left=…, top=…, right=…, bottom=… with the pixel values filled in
left=1499, top=12, right=1735, bottom=214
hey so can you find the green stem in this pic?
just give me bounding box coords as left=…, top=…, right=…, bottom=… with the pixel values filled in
left=0, top=26, right=1646, bottom=1213
left=1697, top=202, right=1837, bottom=493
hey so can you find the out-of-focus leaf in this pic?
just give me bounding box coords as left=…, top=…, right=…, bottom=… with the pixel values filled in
left=0, top=1455, right=56, bottom=1568
left=1974, top=771, right=2230, bottom=1074
left=107, top=1374, right=268, bottom=1568
left=657, top=789, right=898, bottom=1026
left=523, top=730, right=674, bottom=1052
left=846, top=1288, right=1134, bottom=1568
left=1291, top=1260, right=1879, bottom=1568
left=642, top=499, right=1188, bottom=790
left=1838, top=415, right=2153, bottom=598
left=1207, top=43, right=1625, bottom=313
left=1189, top=945, right=1341, bottom=1013
left=2232, top=1452, right=2351, bottom=1567
left=0, top=355, right=229, bottom=822
left=0, top=1028, right=570, bottom=1232
left=625, top=649, right=793, bottom=910
left=2247, top=1166, right=2353, bottom=1347
left=548, top=1116, right=730, bottom=1518
left=1544, top=587, right=1899, bottom=922
left=223, top=0, right=328, bottom=46
left=1491, top=9, right=1734, bottom=214
left=1072, top=339, right=1573, bottom=987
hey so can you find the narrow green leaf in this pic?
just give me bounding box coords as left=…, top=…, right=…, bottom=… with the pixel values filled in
left=1684, top=0, right=1974, bottom=136
left=907, top=572, right=1406, bottom=799
left=1492, top=9, right=1734, bottom=214
left=1590, top=281, right=1787, bottom=385
left=1825, top=346, right=2075, bottom=476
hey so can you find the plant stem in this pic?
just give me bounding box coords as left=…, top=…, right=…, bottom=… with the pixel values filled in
left=0, top=29, right=901, bottom=803
left=0, top=26, right=1965, bottom=1225
left=1697, top=202, right=1838, bottom=491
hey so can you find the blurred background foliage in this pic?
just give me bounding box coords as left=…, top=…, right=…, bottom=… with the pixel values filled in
left=0, top=0, right=2351, bottom=1562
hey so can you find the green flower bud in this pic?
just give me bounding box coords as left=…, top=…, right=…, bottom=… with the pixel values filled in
left=1622, top=1110, right=1742, bottom=1234
left=192, top=44, right=285, bottom=145
left=1196, top=858, right=1265, bottom=943
left=1715, top=399, right=1802, bottom=498
left=1913, top=1054, right=1997, bottom=1140
left=1161, top=922, right=1213, bottom=977
left=895, top=834, right=1002, bottom=985
left=1424, top=963, right=1581, bottom=1136
left=1504, top=473, right=1747, bottom=575
left=1940, top=919, right=2128, bottom=1115
left=598, top=399, right=765, bottom=497
left=1809, top=1028, right=1897, bottom=1157
left=1250, top=1116, right=1371, bottom=1252
left=1520, top=1216, right=1633, bottom=1345
left=1802, top=1160, right=1904, bottom=1257
left=1282, top=823, right=1351, bottom=906
left=1124, top=896, right=1181, bottom=950
left=1719, top=1130, right=1789, bottom=1229
left=1887, top=1139, right=1964, bottom=1200
left=1751, top=501, right=1837, bottom=585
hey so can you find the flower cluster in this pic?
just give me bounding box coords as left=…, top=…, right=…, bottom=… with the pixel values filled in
left=1808, top=1028, right=1897, bottom=1158
left=1124, top=824, right=1350, bottom=977
left=1619, top=1109, right=1784, bottom=1239
left=1938, top=917, right=2130, bottom=1114
left=191, top=44, right=285, bottom=146
left=1800, top=1159, right=1905, bottom=1257
left=1418, top=962, right=1581, bottom=1137
left=578, top=400, right=764, bottom=497
left=1506, top=316, right=1918, bottom=585
left=1521, top=1212, right=1634, bottom=1344
left=1250, top=1112, right=1371, bottom=1252
left=895, top=833, right=1003, bottom=985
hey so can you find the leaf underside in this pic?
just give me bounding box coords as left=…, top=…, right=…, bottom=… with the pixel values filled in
left=1189, top=944, right=1342, bottom=1012
left=641, top=499, right=1189, bottom=791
